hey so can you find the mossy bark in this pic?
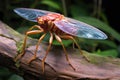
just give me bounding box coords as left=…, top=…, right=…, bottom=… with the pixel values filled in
left=0, top=21, right=120, bottom=80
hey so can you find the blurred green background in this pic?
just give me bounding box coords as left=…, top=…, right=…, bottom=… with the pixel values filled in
left=0, top=0, right=120, bottom=80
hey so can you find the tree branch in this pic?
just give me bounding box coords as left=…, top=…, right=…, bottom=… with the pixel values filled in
left=0, top=21, right=120, bottom=80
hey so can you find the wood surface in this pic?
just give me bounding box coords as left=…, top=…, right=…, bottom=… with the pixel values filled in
left=0, top=21, right=120, bottom=80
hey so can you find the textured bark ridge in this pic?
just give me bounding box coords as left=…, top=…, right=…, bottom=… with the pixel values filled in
left=0, top=21, right=120, bottom=80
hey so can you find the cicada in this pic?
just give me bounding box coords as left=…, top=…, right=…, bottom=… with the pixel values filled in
left=14, top=8, right=107, bottom=72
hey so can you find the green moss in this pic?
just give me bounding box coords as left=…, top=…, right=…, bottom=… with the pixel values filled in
left=81, top=51, right=120, bottom=67
left=16, top=41, right=24, bottom=54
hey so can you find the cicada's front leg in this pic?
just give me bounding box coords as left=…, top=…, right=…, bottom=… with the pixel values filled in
left=14, top=25, right=43, bottom=62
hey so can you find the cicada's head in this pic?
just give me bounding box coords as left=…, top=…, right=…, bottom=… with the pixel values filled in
left=37, top=13, right=64, bottom=24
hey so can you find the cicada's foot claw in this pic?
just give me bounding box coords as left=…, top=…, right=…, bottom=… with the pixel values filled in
left=68, top=61, right=76, bottom=71
left=85, top=56, right=90, bottom=62
left=27, top=56, right=37, bottom=64
left=14, top=53, right=25, bottom=68
left=41, top=60, right=45, bottom=73
left=82, top=54, right=90, bottom=62
left=14, top=53, right=24, bottom=62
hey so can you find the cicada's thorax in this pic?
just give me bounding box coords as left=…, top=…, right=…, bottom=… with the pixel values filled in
left=37, top=13, right=66, bottom=35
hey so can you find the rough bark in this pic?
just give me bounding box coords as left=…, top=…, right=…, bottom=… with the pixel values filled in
left=0, top=21, right=120, bottom=80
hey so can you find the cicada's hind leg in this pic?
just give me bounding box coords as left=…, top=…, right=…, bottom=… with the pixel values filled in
left=41, top=32, right=53, bottom=72
left=60, top=35, right=90, bottom=62
left=14, top=25, right=43, bottom=62
left=54, top=34, right=76, bottom=71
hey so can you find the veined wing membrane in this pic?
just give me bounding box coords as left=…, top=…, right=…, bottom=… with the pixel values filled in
left=14, top=8, right=55, bottom=22
left=54, top=18, right=107, bottom=39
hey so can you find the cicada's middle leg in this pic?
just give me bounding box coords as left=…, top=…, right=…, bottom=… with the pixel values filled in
left=54, top=34, right=76, bottom=71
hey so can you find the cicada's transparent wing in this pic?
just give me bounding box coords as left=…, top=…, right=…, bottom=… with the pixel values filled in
left=54, top=18, right=107, bottom=39
left=14, top=8, right=55, bottom=22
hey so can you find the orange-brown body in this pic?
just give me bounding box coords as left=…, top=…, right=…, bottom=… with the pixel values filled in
left=37, top=13, right=68, bottom=35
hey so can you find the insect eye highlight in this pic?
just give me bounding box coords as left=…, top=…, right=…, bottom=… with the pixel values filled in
left=37, top=18, right=44, bottom=24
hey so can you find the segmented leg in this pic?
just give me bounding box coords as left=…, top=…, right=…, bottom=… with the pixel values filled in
left=14, top=25, right=43, bottom=61
left=27, top=33, right=46, bottom=63
left=28, top=25, right=43, bottom=31
left=60, top=35, right=89, bottom=61
left=42, top=32, right=53, bottom=72
left=54, top=34, right=76, bottom=71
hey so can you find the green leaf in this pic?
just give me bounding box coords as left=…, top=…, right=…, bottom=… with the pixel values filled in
left=94, top=49, right=118, bottom=57
left=40, top=33, right=73, bottom=47
left=16, top=26, right=29, bottom=34
left=70, top=5, right=89, bottom=17
left=8, top=74, right=24, bottom=80
left=41, top=0, right=60, bottom=10
left=95, top=40, right=117, bottom=48
left=52, top=40, right=73, bottom=47
left=75, top=17, right=120, bottom=42
left=82, top=39, right=117, bottom=48
left=0, top=67, right=11, bottom=77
